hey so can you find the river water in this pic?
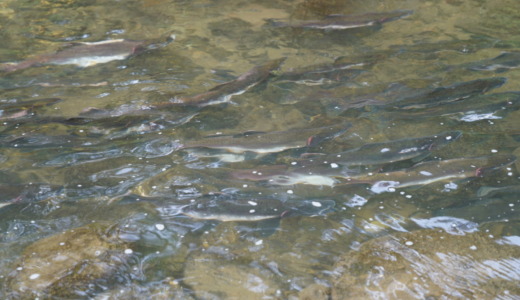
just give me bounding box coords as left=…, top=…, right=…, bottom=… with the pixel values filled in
left=0, top=0, right=519, bottom=299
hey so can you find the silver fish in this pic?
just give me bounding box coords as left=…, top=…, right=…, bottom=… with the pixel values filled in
left=231, top=164, right=347, bottom=187
left=181, top=123, right=351, bottom=154
left=182, top=197, right=335, bottom=222
left=269, top=10, right=413, bottom=30
left=467, top=52, right=520, bottom=72
left=383, top=92, right=520, bottom=122
left=231, top=131, right=462, bottom=187
left=388, top=77, right=507, bottom=110
left=1, top=34, right=174, bottom=73
left=155, top=58, right=286, bottom=107
left=0, top=98, right=62, bottom=120
left=274, top=61, right=365, bottom=86
left=305, top=130, right=462, bottom=166
left=364, top=155, right=516, bottom=193
left=0, top=183, right=62, bottom=209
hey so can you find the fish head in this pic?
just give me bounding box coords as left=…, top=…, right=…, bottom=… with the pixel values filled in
left=428, top=130, right=463, bottom=150
left=475, top=154, right=516, bottom=177
left=307, top=123, right=352, bottom=147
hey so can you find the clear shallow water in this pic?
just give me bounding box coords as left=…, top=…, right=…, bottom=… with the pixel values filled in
left=0, top=0, right=519, bottom=298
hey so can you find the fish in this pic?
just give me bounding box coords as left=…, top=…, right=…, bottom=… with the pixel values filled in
left=273, top=59, right=367, bottom=86
left=387, top=77, right=507, bottom=110
left=0, top=183, right=62, bottom=209
left=320, top=82, right=413, bottom=115
left=180, top=123, right=351, bottom=154
left=231, top=163, right=344, bottom=187
left=0, top=34, right=174, bottom=73
left=381, top=92, right=520, bottom=122
left=466, top=52, right=520, bottom=72
left=0, top=98, right=62, bottom=120
left=268, top=10, right=413, bottom=30
left=389, top=37, right=499, bottom=57
left=307, top=130, right=462, bottom=167
left=363, top=155, right=516, bottom=193
left=275, top=68, right=363, bottom=86
left=231, top=131, right=462, bottom=187
left=182, top=148, right=253, bottom=163
left=1, top=104, right=197, bottom=141
left=182, top=196, right=335, bottom=222
left=155, top=58, right=286, bottom=107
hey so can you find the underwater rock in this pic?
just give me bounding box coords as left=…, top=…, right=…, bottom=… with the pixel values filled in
left=7, top=224, right=130, bottom=298
left=331, top=229, right=520, bottom=299
left=183, top=222, right=283, bottom=299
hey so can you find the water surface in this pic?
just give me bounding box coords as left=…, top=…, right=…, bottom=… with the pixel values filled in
left=0, top=0, right=519, bottom=298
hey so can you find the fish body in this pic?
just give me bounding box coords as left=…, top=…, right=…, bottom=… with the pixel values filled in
left=0, top=34, right=174, bottom=73
left=388, top=77, right=507, bottom=110
left=271, top=10, right=412, bottom=30
left=383, top=92, right=520, bottom=122
left=1, top=40, right=144, bottom=73
left=184, top=148, right=251, bottom=163
left=0, top=98, right=62, bottom=120
left=231, top=162, right=353, bottom=187
left=316, top=130, right=462, bottom=166
left=467, top=52, right=520, bottom=72
left=0, top=183, right=62, bottom=208
left=390, top=37, right=498, bottom=56
left=181, top=123, right=351, bottom=154
left=365, top=155, right=516, bottom=193
left=276, top=68, right=363, bottom=86
left=231, top=131, right=462, bottom=186
left=274, top=59, right=366, bottom=86
left=182, top=196, right=335, bottom=222
left=159, top=58, right=286, bottom=107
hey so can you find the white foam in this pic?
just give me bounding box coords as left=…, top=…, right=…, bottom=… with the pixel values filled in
left=459, top=113, right=501, bottom=122
left=371, top=181, right=400, bottom=193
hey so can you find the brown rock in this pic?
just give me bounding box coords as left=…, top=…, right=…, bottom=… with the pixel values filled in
left=8, top=224, right=129, bottom=298
left=331, top=229, right=520, bottom=299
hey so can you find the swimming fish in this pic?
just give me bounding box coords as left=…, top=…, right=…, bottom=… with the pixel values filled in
left=364, top=155, right=516, bottom=193
left=180, top=123, right=351, bottom=154
left=268, top=10, right=413, bottom=30
left=0, top=183, right=62, bottom=209
left=0, top=98, right=62, bottom=120
left=388, top=77, right=507, bottom=110
left=273, top=59, right=366, bottom=86
left=155, top=58, right=286, bottom=107
left=231, top=131, right=462, bottom=187
left=466, top=52, right=520, bottom=72
left=0, top=33, right=175, bottom=73
left=182, top=196, right=335, bottom=222
left=308, top=130, right=462, bottom=167
left=381, top=92, right=520, bottom=122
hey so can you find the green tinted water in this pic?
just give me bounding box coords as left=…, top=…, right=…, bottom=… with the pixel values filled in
left=0, top=0, right=519, bottom=298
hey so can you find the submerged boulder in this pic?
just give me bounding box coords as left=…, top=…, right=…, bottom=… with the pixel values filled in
left=7, top=224, right=131, bottom=298
left=331, top=229, right=520, bottom=299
